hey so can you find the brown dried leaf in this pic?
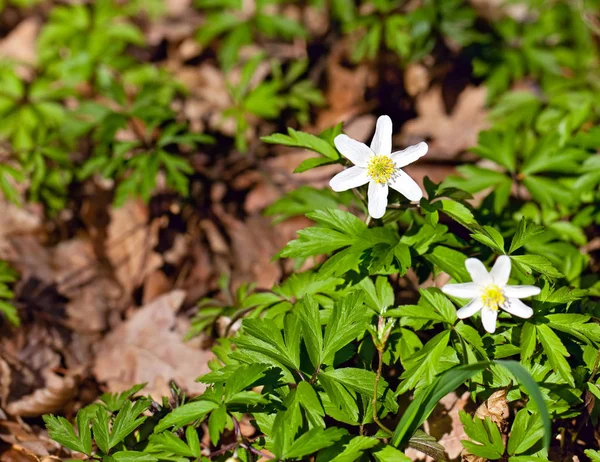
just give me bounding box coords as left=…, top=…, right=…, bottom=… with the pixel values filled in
left=53, top=239, right=122, bottom=334
left=316, top=42, right=372, bottom=130
left=93, top=291, right=212, bottom=399
left=0, top=18, right=40, bottom=65
left=425, top=391, right=471, bottom=460
left=0, top=358, right=10, bottom=409
left=0, top=446, right=40, bottom=462
left=404, top=63, right=430, bottom=97
left=475, top=388, right=509, bottom=428
left=5, top=372, right=77, bottom=417
left=400, top=85, right=489, bottom=160
left=106, top=200, right=163, bottom=295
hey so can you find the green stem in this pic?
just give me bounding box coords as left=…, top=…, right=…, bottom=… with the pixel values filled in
left=372, top=346, right=393, bottom=436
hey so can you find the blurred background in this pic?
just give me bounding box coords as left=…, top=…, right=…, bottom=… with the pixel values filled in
left=0, top=0, right=599, bottom=459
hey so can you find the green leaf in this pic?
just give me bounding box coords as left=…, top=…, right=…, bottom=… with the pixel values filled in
left=208, top=405, right=228, bottom=446
left=535, top=324, right=575, bottom=387
left=507, top=409, right=544, bottom=455
left=509, top=219, right=545, bottom=254
left=155, top=400, right=220, bottom=432
left=397, top=331, right=451, bottom=394
left=470, top=226, right=505, bottom=253
left=391, top=361, right=550, bottom=451
left=186, top=426, right=201, bottom=459
left=511, top=255, right=563, bottom=279
left=322, top=293, right=369, bottom=365
left=321, top=368, right=397, bottom=414
left=109, top=400, right=149, bottom=449
left=373, top=446, right=412, bottom=462
left=520, top=322, right=537, bottom=361
left=298, top=295, right=323, bottom=369
left=317, top=436, right=379, bottom=462
left=498, top=360, right=551, bottom=450
left=101, top=383, right=146, bottom=412
left=151, top=431, right=196, bottom=457
left=424, top=246, right=470, bottom=282
left=261, top=128, right=340, bottom=160
left=111, top=451, right=158, bottom=462
left=585, top=450, right=600, bottom=462
left=294, top=156, right=337, bottom=173
left=297, top=381, right=325, bottom=428
left=42, top=415, right=90, bottom=455
left=224, top=364, right=270, bottom=401
left=92, top=408, right=110, bottom=454
left=460, top=412, right=504, bottom=459
left=76, top=410, right=92, bottom=456
left=285, top=427, right=347, bottom=459
left=438, top=199, right=477, bottom=229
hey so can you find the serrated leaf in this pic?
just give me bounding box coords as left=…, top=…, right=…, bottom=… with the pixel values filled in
left=92, top=407, right=110, bottom=454
left=208, top=405, right=228, bottom=446
left=535, top=324, right=575, bottom=387
left=373, top=445, right=412, bottom=462
left=298, top=295, right=323, bottom=369
left=511, top=255, right=563, bottom=279
left=509, top=219, right=545, bottom=254
left=111, top=451, right=158, bottom=462
left=42, top=415, right=90, bottom=455
left=317, top=435, right=379, bottom=462
left=261, top=128, right=340, bottom=160
left=507, top=409, right=544, bottom=455
left=155, top=400, right=220, bottom=432
left=285, top=427, right=347, bottom=459
left=109, top=400, right=149, bottom=449
left=186, top=426, right=201, bottom=459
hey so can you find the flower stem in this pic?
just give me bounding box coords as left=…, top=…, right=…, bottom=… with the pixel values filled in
left=373, top=346, right=393, bottom=436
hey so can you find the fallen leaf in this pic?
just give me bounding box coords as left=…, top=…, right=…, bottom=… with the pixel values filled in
left=93, top=291, right=212, bottom=400
left=425, top=391, right=471, bottom=460
left=0, top=18, right=40, bottom=65
left=475, top=388, right=509, bottom=429
left=5, top=372, right=77, bottom=418
left=105, top=200, right=163, bottom=295
left=53, top=238, right=122, bottom=334
left=404, top=63, right=430, bottom=97
left=400, top=85, right=489, bottom=160
left=316, top=41, right=372, bottom=130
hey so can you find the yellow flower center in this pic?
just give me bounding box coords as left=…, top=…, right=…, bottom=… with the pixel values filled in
left=366, top=155, right=395, bottom=184
left=481, top=285, right=505, bottom=311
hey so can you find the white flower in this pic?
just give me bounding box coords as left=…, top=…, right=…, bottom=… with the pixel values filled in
left=441, top=255, right=540, bottom=334
left=329, top=115, right=428, bottom=219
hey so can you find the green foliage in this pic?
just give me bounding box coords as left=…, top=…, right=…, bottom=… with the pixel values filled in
left=0, top=261, right=19, bottom=326
left=195, top=0, right=307, bottom=71
left=226, top=55, right=324, bottom=151
left=27, top=0, right=600, bottom=459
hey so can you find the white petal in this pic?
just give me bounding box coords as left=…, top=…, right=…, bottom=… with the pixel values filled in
left=441, top=283, right=480, bottom=299
left=367, top=181, right=388, bottom=219
left=503, top=285, right=541, bottom=299
left=329, top=166, right=370, bottom=192
left=370, top=115, right=393, bottom=156
left=456, top=297, right=484, bottom=319
left=465, top=258, right=492, bottom=285
left=481, top=308, right=498, bottom=333
left=490, top=255, right=511, bottom=287
left=334, top=134, right=372, bottom=167
left=389, top=170, right=423, bottom=201
left=502, top=298, right=534, bottom=318
left=391, top=142, right=428, bottom=168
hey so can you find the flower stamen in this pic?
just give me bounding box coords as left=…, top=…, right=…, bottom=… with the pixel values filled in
left=367, top=155, right=395, bottom=184
left=481, top=284, right=505, bottom=311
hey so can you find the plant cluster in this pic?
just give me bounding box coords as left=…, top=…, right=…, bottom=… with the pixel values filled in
left=0, top=0, right=599, bottom=460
